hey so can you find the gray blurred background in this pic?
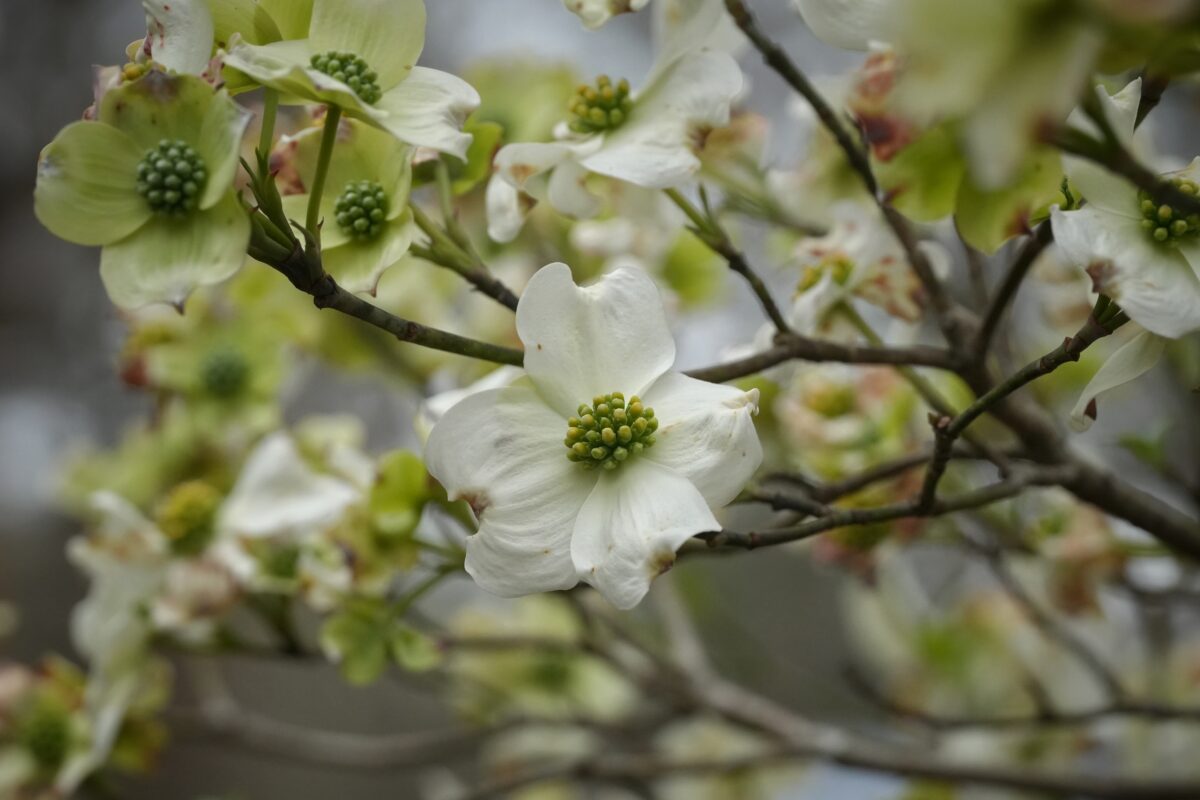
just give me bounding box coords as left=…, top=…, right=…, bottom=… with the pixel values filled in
left=0, top=2, right=887, bottom=798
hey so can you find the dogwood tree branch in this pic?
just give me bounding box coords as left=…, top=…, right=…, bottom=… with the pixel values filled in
left=685, top=334, right=957, bottom=383
left=410, top=204, right=521, bottom=311
left=722, top=0, right=964, bottom=343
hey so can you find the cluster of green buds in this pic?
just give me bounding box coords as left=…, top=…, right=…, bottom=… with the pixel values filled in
left=201, top=347, right=250, bottom=399
left=156, top=481, right=222, bottom=557
left=796, top=254, right=854, bottom=294
left=136, top=139, right=207, bottom=217
left=334, top=180, right=390, bottom=240
left=568, top=75, right=633, bottom=134
left=564, top=392, right=658, bottom=470
left=15, top=702, right=72, bottom=773
left=310, top=51, right=382, bottom=104
left=1139, top=178, right=1200, bottom=245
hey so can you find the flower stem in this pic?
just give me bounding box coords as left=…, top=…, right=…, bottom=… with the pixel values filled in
left=258, top=89, right=279, bottom=158
left=306, top=106, right=343, bottom=238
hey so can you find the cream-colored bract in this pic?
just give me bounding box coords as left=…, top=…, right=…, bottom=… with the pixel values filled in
left=424, top=264, right=762, bottom=609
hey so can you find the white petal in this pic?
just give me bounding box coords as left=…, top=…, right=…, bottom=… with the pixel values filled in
left=486, top=174, right=529, bottom=243
left=374, top=67, right=480, bottom=160
left=517, top=263, right=676, bottom=417
left=424, top=382, right=596, bottom=596
left=548, top=159, right=603, bottom=219
left=142, top=0, right=215, bottom=75
left=651, top=0, right=741, bottom=82
left=1051, top=207, right=1200, bottom=338
left=415, top=365, right=524, bottom=442
left=571, top=459, right=719, bottom=609
left=1070, top=328, right=1165, bottom=431
left=580, top=51, right=743, bottom=189
left=219, top=433, right=359, bottom=539
left=793, top=0, right=888, bottom=50
left=643, top=372, right=762, bottom=507
left=495, top=139, right=601, bottom=197
left=1063, top=80, right=1143, bottom=216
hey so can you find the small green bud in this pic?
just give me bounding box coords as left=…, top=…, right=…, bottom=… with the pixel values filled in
left=1139, top=179, right=1200, bottom=246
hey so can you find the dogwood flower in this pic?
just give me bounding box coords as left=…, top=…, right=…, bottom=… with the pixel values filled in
left=425, top=263, right=761, bottom=609
left=222, top=0, right=479, bottom=158
left=487, top=33, right=742, bottom=242
left=276, top=117, right=415, bottom=293
left=1050, top=80, right=1200, bottom=429
left=789, top=202, right=944, bottom=334
left=34, top=72, right=251, bottom=309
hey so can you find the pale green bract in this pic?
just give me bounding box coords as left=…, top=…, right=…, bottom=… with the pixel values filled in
left=34, top=72, right=251, bottom=309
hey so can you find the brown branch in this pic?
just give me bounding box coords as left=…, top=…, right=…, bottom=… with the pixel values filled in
left=702, top=465, right=1074, bottom=550
left=685, top=333, right=956, bottom=383
left=974, top=220, right=1054, bottom=358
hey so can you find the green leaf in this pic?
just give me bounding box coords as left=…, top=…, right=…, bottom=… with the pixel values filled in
left=391, top=623, right=442, bottom=672
left=876, top=124, right=965, bottom=222
left=369, top=450, right=429, bottom=540
left=34, top=122, right=150, bottom=246
left=955, top=147, right=1062, bottom=254
left=320, top=600, right=393, bottom=686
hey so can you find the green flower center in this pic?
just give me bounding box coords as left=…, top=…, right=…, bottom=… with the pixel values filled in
left=17, top=704, right=71, bottom=772
left=568, top=75, right=632, bottom=134
left=565, top=392, right=658, bottom=471
left=156, top=480, right=221, bottom=557
left=136, top=139, right=207, bottom=217
left=310, top=51, right=382, bottom=104
left=201, top=347, right=250, bottom=399
left=797, top=255, right=854, bottom=294
left=1139, top=178, right=1200, bottom=246
left=335, top=180, right=390, bottom=240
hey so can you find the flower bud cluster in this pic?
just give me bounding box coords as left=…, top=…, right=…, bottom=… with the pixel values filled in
left=1139, top=178, right=1200, bottom=245
left=335, top=180, right=390, bottom=240
left=310, top=51, right=382, bottom=104
left=565, top=392, right=658, bottom=470
left=136, top=139, right=207, bottom=217
left=568, top=75, right=633, bottom=134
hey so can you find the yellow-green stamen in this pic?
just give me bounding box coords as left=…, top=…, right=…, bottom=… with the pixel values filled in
left=310, top=51, right=382, bottom=104
left=565, top=392, right=658, bottom=471
left=156, top=480, right=221, bottom=556
left=568, top=75, right=633, bottom=134
left=136, top=139, right=206, bottom=217
left=1139, top=178, right=1200, bottom=246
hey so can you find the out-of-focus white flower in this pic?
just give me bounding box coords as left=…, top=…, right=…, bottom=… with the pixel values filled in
left=1050, top=80, right=1200, bottom=430
left=792, top=0, right=889, bottom=50
left=426, top=264, right=761, bottom=609
left=788, top=202, right=945, bottom=334
left=564, top=0, right=650, bottom=28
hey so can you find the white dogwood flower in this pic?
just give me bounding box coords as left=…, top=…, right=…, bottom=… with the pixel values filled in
left=487, top=12, right=742, bottom=242
left=425, top=264, right=761, bottom=609
left=1051, top=80, right=1200, bottom=429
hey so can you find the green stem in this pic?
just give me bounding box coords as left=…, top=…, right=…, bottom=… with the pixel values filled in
left=258, top=89, right=279, bottom=159
left=306, top=106, right=343, bottom=237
